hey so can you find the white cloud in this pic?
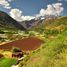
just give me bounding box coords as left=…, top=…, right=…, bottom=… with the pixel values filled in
left=9, top=9, right=23, bottom=21
left=36, top=3, right=64, bottom=18
left=9, top=9, right=35, bottom=22
left=40, top=9, right=45, bottom=16
left=0, top=0, right=11, bottom=9
left=21, top=16, right=35, bottom=21
left=0, top=1, right=64, bottom=21
left=53, top=3, right=64, bottom=15
left=10, top=3, right=64, bottom=21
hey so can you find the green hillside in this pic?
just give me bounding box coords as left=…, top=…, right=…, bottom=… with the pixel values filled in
left=0, top=11, right=26, bottom=31
left=18, top=16, right=67, bottom=67
left=31, top=16, right=67, bottom=32
left=23, top=30, right=67, bottom=67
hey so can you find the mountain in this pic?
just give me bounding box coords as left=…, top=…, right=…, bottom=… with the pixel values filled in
left=21, top=15, right=59, bottom=30
left=21, top=19, right=43, bottom=29
left=0, top=11, right=43, bottom=31
left=30, top=16, right=67, bottom=31
left=0, top=11, right=66, bottom=31
left=0, top=11, right=26, bottom=31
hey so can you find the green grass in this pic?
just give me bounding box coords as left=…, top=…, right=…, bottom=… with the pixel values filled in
left=0, top=58, right=17, bottom=67
left=23, top=31, right=67, bottom=67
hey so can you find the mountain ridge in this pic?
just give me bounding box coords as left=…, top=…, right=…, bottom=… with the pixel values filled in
left=0, top=11, right=26, bottom=31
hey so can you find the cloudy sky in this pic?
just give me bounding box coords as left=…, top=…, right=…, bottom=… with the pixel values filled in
left=0, top=0, right=67, bottom=21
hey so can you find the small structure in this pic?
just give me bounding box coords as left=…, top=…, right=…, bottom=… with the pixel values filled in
left=12, top=49, right=24, bottom=58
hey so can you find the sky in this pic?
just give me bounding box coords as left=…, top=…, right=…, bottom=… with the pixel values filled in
left=0, top=0, right=67, bottom=21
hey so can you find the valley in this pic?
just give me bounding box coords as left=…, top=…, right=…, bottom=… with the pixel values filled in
left=0, top=11, right=67, bottom=67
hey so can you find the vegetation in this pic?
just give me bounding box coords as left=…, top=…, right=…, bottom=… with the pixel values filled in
left=0, top=58, right=17, bottom=67
left=23, top=31, right=67, bottom=67
left=0, top=16, right=67, bottom=67
left=21, top=17, right=67, bottom=67
left=12, top=47, right=21, bottom=53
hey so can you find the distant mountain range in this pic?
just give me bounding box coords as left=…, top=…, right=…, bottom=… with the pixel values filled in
left=31, top=16, right=67, bottom=31
left=0, top=11, right=26, bottom=31
left=0, top=11, right=44, bottom=31
left=21, top=19, right=43, bottom=29
left=0, top=11, right=67, bottom=31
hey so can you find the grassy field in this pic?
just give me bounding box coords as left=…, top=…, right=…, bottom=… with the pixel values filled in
left=0, top=58, right=17, bottom=67
left=23, top=31, right=67, bottom=67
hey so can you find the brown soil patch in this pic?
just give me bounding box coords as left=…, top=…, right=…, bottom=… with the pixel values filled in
left=0, top=37, right=43, bottom=51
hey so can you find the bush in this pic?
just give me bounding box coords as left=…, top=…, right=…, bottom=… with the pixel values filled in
left=11, top=47, right=21, bottom=53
